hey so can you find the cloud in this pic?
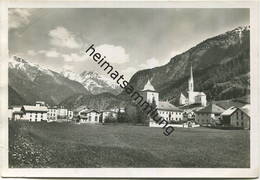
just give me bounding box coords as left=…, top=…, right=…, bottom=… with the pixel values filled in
left=48, top=26, right=80, bottom=49
left=39, top=49, right=60, bottom=58
left=123, top=67, right=138, bottom=80
left=27, top=50, right=36, bottom=56
left=95, top=44, right=129, bottom=64
left=169, top=50, right=182, bottom=58
left=63, top=64, right=74, bottom=70
left=9, top=9, right=33, bottom=29
left=62, top=53, right=86, bottom=62
left=139, top=57, right=160, bottom=69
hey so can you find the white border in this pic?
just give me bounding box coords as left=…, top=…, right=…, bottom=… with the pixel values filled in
left=1, top=0, right=259, bottom=178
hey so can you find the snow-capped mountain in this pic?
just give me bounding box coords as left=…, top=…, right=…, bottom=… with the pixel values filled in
left=61, top=70, right=122, bottom=95
left=8, top=56, right=89, bottom=106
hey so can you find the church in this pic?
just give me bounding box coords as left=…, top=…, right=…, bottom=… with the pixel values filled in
left=179, top=65, right=207, bottom=106
left=140, top=80, right=183, bottom=127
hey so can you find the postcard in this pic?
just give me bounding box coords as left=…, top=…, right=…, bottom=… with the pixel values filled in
left=0, top=0, right=259, bottom=178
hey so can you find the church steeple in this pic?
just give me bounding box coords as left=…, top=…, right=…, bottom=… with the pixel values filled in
left=142, top=79, right=156, bottom=92
left=188, top=63, right=194, bottom=92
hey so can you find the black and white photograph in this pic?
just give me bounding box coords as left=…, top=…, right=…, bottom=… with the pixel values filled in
left=1, top=0, right=259, bottom=178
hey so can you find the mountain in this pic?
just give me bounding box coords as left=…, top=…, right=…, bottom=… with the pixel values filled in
left=8, top=56, right=89, bottom=106
left=61, top=70, right=122, bottom=95
left=8, top=86, right=27, bottom=106
left=59, top=92, right=125, bottom=110
left=123, top=26, right=250, bottom=104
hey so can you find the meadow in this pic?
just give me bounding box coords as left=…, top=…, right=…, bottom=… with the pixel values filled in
left=9, top=121, right=250, bottom=168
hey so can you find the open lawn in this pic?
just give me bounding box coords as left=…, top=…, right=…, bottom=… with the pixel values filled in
left=9, top=121, right=250, bottom=168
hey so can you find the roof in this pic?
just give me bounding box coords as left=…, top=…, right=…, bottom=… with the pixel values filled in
left=198, top=92, right=206, bottom=96
left=158, top=101, right=183, bottom=112
left=221, top=106, right=237, bottom=116
left=179, top=91, right=205, bottom=99
left=13, top=111, right=24, bottom=115
left=142, top=79, right=156, bottom=92
left=196, top=103, right=225, bottom=114
left=100, top=110, right=117, bottom=113
left=22, top=105, right=48, bottom=112
left=74, top=105, right=88, bottom=113
left=192, top=91, right=206, bottom=96
left=80, top=109, right=100, bottom=114
left=240, top=104, right=250, bottom=116
left=213, top=100, right=246, bottom=110
left=180, top=92, right=188, bottom=98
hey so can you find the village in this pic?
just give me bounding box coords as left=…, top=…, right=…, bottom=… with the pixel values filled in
left=8, top=64, right=250, bottom=130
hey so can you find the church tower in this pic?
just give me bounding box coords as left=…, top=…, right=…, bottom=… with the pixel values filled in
left=188, top=64, right=194, bottom=92
left=140, top=79, right=159, bottom=106
left=188, top=64, right=195, bottom=104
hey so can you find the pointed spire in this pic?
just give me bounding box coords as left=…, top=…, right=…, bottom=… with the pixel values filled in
left=188, top=62, right=194, bottom=92
left=190, top=63, right=193, bottom=81
left=142, top=79, right=155, bottom=91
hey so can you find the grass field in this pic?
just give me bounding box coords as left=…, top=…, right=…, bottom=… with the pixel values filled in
left=9, top=121, right=250, bottom=168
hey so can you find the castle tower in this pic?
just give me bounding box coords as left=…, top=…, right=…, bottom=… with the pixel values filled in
left=140, top=79, right=159, bottom=106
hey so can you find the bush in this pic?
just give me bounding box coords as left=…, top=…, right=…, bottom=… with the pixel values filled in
left=104, top=116, right=117, bottom=123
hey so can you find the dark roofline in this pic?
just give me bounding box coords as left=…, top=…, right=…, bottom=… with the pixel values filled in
left=157, top=108, right=183, bottom=112
left=140, top=89, right=157, bottom=92
left=80, top=109, right=100, bottom=114
left=222, top=108, right=250, bottom=118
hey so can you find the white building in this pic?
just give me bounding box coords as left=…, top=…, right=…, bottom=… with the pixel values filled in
left=101, top=110, right=118, bottom=123
left=9, top=106, right=24, bottom=121
left=21, top=103, right=48, bottom=122
left=57, top=107, right=68, bottom=119
left=68, top=110, right=73, bottom=119
left=110, top=107, right=125, bottom=113
left=157, top=101, right=183, bottom=122
left=78, top=109, right=101, bottom=124
left=47, top=107, right=57, bottom=122
left=47, top=106, right=73, bottom=122
left=179, top=65, right=207, bottom=106
left=140, top=80, right=184, bottom=127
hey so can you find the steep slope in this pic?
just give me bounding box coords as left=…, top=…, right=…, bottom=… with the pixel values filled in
left=61, top=70, right=122, bottom=95
left=124, top=26, right=250, bottom=103
left=8, top=56, right=89, bottom=106
left=8, top=86, right=28, bottom=106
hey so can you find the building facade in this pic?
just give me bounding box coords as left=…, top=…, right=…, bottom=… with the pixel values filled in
left=21, top=103, right=48, bottom=122
left=221, top=106, right=250, bottom=129
left=47, top=107, right=57, bottom=122
left=195, top=103, right=225, bottom=126
left=140, top=80, right=183, bottom=127
left=79, top=109, right=101, bottom=124
left=101, top=110, right=118, bottom=123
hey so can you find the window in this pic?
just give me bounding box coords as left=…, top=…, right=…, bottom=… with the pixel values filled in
left=241, top=122, right=244, bottom=126
left=237, top=122, right=239, bottom=126
left=241, top=111, right=244, bottom=120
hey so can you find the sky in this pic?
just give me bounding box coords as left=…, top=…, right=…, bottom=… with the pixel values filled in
left=9, top=8, right=249, bottom=80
